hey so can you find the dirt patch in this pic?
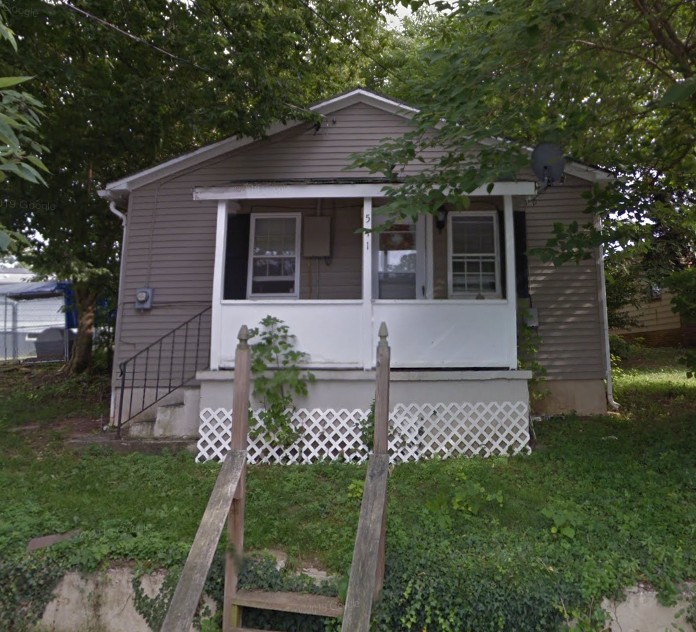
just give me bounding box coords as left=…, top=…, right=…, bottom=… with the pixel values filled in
left=603, top=583, right=695, bottom=632
left=9, top=415, right=107, bottom=451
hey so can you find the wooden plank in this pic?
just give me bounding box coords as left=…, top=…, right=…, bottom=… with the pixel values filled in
left=341, top=454, right=389, bottom=632
left=231, top=590, right=344, bottom=618
left=160, top=450, right=246, bottom=632
left=224, top=328, right=251, bottom=631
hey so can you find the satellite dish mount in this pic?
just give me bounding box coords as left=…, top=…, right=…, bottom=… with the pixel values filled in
left=531, top=142, right=566, bottom=188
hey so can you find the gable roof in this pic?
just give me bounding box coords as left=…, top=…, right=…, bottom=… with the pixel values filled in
left=101, top=89, right=418, bottom=199
left=100, top=88, right=609, bottom=200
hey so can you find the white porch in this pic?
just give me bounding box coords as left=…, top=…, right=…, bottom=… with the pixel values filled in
left=198, top=181, right=535, bottom=371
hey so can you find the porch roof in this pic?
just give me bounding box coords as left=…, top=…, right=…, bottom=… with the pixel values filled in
left=193, top=180, right=536, bottom=201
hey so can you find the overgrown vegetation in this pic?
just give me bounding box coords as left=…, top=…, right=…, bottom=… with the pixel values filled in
left=248, top=315, right=315, bottom=447
left=0, top=364, right=109, bottom=430
left=518, top=317, right=548, bottom=403
left=1, top=355, right=695, bottom=630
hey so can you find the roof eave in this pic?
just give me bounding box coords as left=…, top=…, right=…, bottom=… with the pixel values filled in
left=100, top=87, right=611, bottom=199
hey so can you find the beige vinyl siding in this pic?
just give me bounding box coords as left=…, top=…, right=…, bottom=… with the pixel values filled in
left=115, top=185, right=216, bottom=372
left=526, top=175, right=606, bottom=380
left=614, top=292, right=680, bottom=334
left=114, top=101, right=422, bottom=373
left=219, top=103, right=442, bottom=179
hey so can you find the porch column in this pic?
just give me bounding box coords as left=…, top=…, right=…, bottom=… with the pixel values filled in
left=503, top=195, right=517, bottom=369
left=361, top=197, right=373, bottom=369
left=210, top=200, right=228, bottom=370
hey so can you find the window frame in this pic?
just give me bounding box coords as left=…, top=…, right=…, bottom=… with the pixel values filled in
left=246, top=212, right=302, bottom=299
left=447, top=210, right=501, bottom=299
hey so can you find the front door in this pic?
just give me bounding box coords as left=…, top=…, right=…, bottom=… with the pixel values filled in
left=373, top=215, right=428, bottom=300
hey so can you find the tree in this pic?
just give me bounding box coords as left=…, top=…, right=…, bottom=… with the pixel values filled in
left=0, top=0, right=396, bottom=373
left=355, top=0, right=695, bottom=285
left=0, top=0, right=47, bottom=251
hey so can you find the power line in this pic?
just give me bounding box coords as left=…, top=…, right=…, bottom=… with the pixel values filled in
left=58, top=0, right=403, bottom=117
left=57, top=1, right=317, bottom=117
left=58, top=1, right=210, bottom=75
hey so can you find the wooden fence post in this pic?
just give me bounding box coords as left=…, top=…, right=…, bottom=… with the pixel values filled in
left=374, top=322, right=390, bottom=456
left=373, top=321, right=389, bottom=598
left=223, top=325, right=251, bottom=632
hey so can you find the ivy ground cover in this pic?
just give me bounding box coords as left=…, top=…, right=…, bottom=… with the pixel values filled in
left=0, top=350, right=695, bottom=630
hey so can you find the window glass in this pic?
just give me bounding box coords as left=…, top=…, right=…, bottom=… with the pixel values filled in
left=249, top=215, right=298, bottom=297
left=450, top=214, right=499, bottom=297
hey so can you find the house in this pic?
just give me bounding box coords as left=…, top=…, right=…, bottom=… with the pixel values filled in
left=612, top=289, right=696, bottom=347
left=99, top=89, right=613, bottom=461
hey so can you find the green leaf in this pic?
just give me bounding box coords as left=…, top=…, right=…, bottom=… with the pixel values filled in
left=560, top=526, right=575, bottom=539
left=26, top=154, right=49, bottom=172
left=0, top=76, right=33, bottom=89
left=0, top=229, right=11, bottom=251
left=658, top=78, right=696, bottom=106
left=0, top=117, right=20, bottom=148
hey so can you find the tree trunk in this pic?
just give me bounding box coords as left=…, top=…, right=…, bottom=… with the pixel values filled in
left=65, top=284, right=98, bottom=375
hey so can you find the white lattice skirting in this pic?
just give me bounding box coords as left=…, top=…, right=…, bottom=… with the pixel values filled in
left=196, top=402, right=530, bottom=464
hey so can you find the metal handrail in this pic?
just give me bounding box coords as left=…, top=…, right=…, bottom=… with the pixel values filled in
left=116, top=306, right=211, bottom=439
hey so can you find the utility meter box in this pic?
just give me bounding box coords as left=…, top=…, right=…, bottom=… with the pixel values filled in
left=303, top=216, right=331, bottom=258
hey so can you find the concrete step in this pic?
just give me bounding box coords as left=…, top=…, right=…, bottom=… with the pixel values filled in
left=154, top=403, right=186, bottom=437
left=153, top=387, right=200, bottom=438
left=127, top=419, right=155, bottom=439
left=231, top=589, right=344, bottom=618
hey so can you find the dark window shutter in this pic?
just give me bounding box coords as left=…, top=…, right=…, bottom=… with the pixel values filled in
left=514, top=211, right=530, bottom=298
left=223, top=214, right=251, bottom=300
left=497, top=209, right=506, bottom=297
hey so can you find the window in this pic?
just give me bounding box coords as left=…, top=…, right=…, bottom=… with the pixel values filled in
left=247, top=213, right=301, bottom=298
left=448, top=212, right=500, bottom=298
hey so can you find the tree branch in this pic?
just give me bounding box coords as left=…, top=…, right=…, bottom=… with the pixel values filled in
left=632, top=0, right=694, bottom=77
left=571, top=38, right=675, bottom=79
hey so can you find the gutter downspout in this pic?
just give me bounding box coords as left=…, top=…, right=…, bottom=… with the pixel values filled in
left=595, top=217, right=620, bottom=410
left=109, top=201, right=127, bottom=226
left=105, top=197, right=128, bottom=427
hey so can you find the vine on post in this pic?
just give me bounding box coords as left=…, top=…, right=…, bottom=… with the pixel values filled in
left=517, top=308, right=548, bottom=405
left=248, top=315, right=315, bottom=447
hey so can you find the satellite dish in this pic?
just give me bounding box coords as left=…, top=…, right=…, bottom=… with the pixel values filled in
left=531, top=142, right=565, bottom=185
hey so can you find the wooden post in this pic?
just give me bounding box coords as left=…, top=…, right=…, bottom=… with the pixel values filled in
left=223, top=325, right=251, bottom=632
left=373, top=322, right=389, bottom=598
left=373, top=322, right=390, bottom=455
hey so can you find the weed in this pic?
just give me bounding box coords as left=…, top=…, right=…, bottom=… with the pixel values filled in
left=248, top=315, right=315, bottom=447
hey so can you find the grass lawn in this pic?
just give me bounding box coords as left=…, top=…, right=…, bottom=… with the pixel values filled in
left=1, top=347, right=695, bottom=630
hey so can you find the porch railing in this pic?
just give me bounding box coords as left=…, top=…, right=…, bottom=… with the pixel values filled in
left=116, top=306, right=211, bottom=439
